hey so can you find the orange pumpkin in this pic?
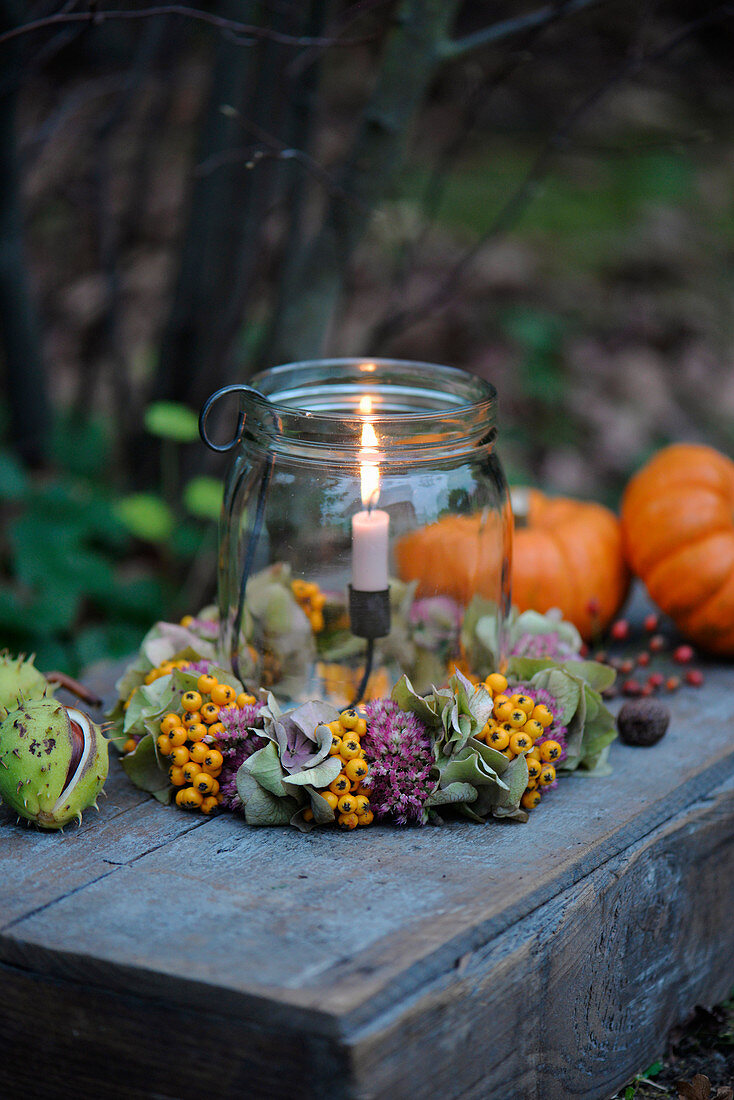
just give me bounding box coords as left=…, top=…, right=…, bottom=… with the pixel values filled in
left=621, top=443, right=734, bottom=655
left=511, top=489, right=629, bottom=640
left=394, top=512, right=506, bottom=608
left=394, top=490, right=629, bottom=640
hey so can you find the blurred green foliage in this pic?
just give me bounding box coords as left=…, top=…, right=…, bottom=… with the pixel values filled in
left=0, top=406, right=223, bottom=675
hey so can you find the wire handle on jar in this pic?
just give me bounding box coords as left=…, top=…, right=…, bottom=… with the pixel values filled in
left=198, top=383, right=266, bottom=453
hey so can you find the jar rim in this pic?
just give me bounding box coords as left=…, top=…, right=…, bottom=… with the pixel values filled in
left=248, top=358, right=496, bottom=428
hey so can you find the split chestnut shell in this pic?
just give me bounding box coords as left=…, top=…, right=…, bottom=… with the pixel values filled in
left=0, top=700, right=109, bottom=829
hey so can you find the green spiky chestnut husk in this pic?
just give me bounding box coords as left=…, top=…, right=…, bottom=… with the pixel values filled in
left=0, top=700, right=109, bottom=829
left=0, top=652, right=50, bottom=714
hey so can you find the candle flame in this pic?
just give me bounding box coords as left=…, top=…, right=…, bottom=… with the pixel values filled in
left=359, top=399, right=380, bottom=508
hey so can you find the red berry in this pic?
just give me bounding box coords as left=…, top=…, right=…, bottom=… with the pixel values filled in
left=622, top=679, right=642, bottom=696
left=644, top=614, right=659, bottom=633
left=685, top=669, right=704, bottom=687
left=620, top=659, right=634, bottom=675
left=647, top=672, right=664, bottom=689
left=586, top=597, right=600, bottom=616
left=665, top=676, right=680, bottom=692
left=640, top=684, right=654, bottom=697
left=579, top=643, right=589, bottom=658
left=673, top=645, right=695, bottom=664
left=636, top=652, right=650, bottom=667
left=611, top=620, right=630, bottom=641
left=649, top=635, right=666, bottom=653
left=595, top=650, right=608, bottom=664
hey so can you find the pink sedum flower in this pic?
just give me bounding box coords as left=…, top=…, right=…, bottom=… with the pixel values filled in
left=216, top=702, right=267, bottom=811
left=363, top=700, right=436, bottom=825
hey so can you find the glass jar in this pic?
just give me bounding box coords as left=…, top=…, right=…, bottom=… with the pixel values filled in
left=200, top=359, right=512, bottom=707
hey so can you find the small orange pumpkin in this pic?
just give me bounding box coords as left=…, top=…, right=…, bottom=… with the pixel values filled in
left=394, top=511, right=506, bottom=608
left=511, top=489, right=629, bottom=640
left=621, top=443, right=734, bottom=655
left=394, top=490, right=629, bottom=640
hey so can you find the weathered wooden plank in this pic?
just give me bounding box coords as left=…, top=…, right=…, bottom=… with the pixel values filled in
left=1, top=662, right=733, bottom=1099
left=347, top=773, right=734, bottom=1100
left=4, top=667, right=733, bottom=1027
left=1, top=775, right=732, bottom=1099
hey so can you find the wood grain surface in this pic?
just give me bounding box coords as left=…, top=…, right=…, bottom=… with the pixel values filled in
left=1, top=663, right=733, bottom=1099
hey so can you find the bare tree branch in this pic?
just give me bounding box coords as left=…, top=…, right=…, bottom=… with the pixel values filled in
left=438, top=0, right=607, bottom=63
left=371, top=0, right=734, bottom=351
left=0, top=3, right=377, bottom=50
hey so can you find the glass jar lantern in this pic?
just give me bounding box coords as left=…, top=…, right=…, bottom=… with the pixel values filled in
left=200, top=359, right=512, bottom=708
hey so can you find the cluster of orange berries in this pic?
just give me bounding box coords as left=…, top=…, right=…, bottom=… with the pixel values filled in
left=154, top=674, right=256, bottom=815
left=476, top=673, right=562, bottom=813
left=291, top=579, right=326, bottom=633
left=304, top=708, right=373, bottom=830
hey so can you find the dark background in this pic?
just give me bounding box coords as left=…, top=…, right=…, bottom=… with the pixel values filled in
left=2, top=0, right=734, bottom=672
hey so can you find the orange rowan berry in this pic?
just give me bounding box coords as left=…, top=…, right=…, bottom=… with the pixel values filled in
left=169, top=765, right=186, bottom=787
left=182, top=691, right=202, bottom=712
left=200, top=702, right=220, bottom=724
left=486, top=673, right=509, bottom=696
left=330, top=773, right=350, bottom=795
left=180, top=787, right=204, bottom=810
left=197, top=674, right=218, bottom=695
left=303, top=809, right=314, bottom=822
left=508, top=709, right=527, bottom=728
left=235, top=692, right=257, bottom=708
left=211, top=683, right=236, bottom=706
left=204, top=749, right=223, bottom=771
left=355, top=717, right=367, bottom=737
left=201, top=795, right=219, bottom=814
left=182, top=711, right=202, bottom=728
left=345, top=758, right=368, bottom=783
left=338, top=812, right=359, bottom=830
left=493, top=700, right=513, bottom=723
left=524, top=719, right=544, bottom=741
left=122, top=738, right=137, bottom=754
left=322, top=791, right=339, bottom=811
left=207, top=722, right=225, bottom=738
left=521, top=790, right=541, bottom=810
left=183, top=760, right=200, bottom=784
left=511, top=694, right=535, bottom=716
left=170, top=746, right=190, bottom=768
left=180, top=615, right=194, bottom=627
left=327, top=719, right=342, bottom=736
left=329, top=735, right=343, bottom=756
left=489, top=728, right=510, bottom=750
left=531, top=704, right=553, bottom=728
left=185, top=722, right=208, bottom=741
left=340, top=709, right=360, bottom=731
left=353, top=794, right=370, bottom=816
left=166, top=727, right=187, bottom=749
left=527, top=759, right=542, bottom=781
left=157, top=735, right=173, bottom=756
left=356, top=810, right=374, bottom=826
left=340, top=738, right=361, bottom=760
left=538, top=764, right=556, bottom=787
left=190, top=742, right=208, bottom=764
left=160, top=713, right=181, bottom=735
left=509, top=731, right=532, bottom=754
left=337, top=794, right=355, bottom=814
left=539, top=740, right=562, bottom=763
left=195, top=773, right=217, bottom=796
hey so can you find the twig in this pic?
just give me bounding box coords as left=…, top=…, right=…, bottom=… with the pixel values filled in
left=194, top=109, right=368, bottom=211
left=438, top=0, right=607, bottom=62
left=0, top=4, right=376, bottom=50
left=371, top=1, right=734, bottom=350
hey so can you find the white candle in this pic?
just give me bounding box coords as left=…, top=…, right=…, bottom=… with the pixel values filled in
left=351, top=404, right=390, bottom=591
